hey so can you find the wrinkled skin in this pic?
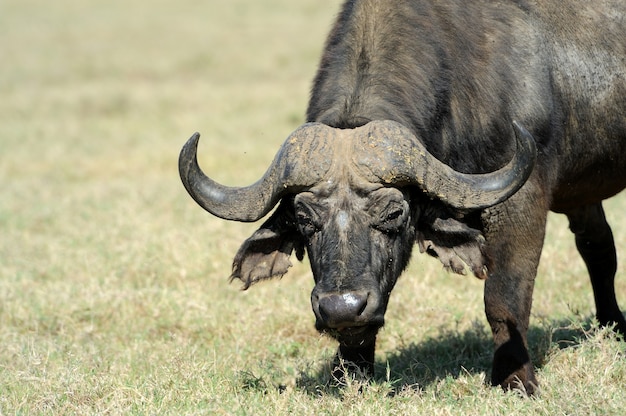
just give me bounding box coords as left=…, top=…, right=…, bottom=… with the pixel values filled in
left=299, top=185, right=416, bottom=357
left=230, top=165, right=625, bottom=395
left=231, top=174, right=492, bottom=382
left=180, top=0, right=626, bottom=396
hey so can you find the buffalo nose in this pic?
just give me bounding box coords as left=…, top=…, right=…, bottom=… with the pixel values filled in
left=317, top=292, right=369, bottom=328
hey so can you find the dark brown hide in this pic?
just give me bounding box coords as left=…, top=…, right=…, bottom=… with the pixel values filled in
left=179, top=0, right=626, bottom=396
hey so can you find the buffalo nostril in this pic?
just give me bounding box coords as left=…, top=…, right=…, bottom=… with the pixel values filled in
left=317, top=292, right=369, bottom=327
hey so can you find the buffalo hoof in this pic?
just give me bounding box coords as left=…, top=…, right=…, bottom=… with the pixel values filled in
left=491, top=342, right=538, bottom=396
left=331, top=343, right=375, bottom=383
left=494, top=363, right=538, bottom=396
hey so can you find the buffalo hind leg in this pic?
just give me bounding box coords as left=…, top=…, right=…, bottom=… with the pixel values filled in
left=566, top=203, right=626, bottom=334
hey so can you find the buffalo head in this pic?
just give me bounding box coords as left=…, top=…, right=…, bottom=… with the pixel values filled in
left=179, top=120, right=536, bottom=349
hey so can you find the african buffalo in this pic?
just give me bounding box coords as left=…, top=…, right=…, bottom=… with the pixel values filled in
left=179, top=0, right=626, bottom=394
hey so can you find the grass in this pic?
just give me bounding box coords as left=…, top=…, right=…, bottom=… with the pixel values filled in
left=1, top=0, right=625, bottom=414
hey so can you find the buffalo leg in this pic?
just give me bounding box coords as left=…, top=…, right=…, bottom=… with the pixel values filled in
left=482, top=188, right=548, bottom=394
left=484, top=268, right=540, bottom=394
left=566, top=203, right=626, bottom=334
left=332, top=342, right=375, bottom=381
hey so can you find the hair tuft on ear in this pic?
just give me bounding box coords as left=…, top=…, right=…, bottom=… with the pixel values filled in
left=229, top=199, right=305, bottom=289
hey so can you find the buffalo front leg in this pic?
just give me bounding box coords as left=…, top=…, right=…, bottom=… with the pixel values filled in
left=484, top=272, right=540, bottom=395
left=332, top=342, right=376, bottom=382
left=566, top=203, right=626, bottom=334
left=482, top=191, right=548, bottom=395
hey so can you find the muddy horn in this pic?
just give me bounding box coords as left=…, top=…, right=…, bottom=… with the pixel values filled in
left=180, top=120, right=536, bottom=221
left=178, top=123, right=335, bottom=222
left=352, top=120, right=536, bottom=210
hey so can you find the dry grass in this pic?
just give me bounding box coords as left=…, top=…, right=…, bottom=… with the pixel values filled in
left=1, top=0, right=625, bottom=414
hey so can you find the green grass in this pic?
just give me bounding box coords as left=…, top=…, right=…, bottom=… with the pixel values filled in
left=1, top=0, right=625, bottom=414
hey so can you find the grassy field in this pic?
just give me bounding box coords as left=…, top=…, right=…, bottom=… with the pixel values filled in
left=2, top=0, right=625, bottom=414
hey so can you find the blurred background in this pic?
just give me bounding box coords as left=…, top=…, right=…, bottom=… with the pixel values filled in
left=1, top=0, right=624, bottom=413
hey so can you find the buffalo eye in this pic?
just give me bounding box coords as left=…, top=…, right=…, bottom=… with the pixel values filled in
left=295, top=207, right=321, bottom=237
left=297, top=213, right=317, bottom=236
left=385, top=208, right=404, bottom=222
left=373, top=202, right=409, bottom=233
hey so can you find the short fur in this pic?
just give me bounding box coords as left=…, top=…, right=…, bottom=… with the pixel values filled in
left=228, top=0, right=625, bottom=394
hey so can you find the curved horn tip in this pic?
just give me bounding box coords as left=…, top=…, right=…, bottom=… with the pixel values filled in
left=511, top=120, right=537, bottom=160
left=512, top=120, right=530, bottom=138
left=179, top=132, right=202, bottom=162
left=512, top=120, right=537, bottom=145
left=186, top=132, right=201, bottom=148
left=179, top=132, right=202, bottom=174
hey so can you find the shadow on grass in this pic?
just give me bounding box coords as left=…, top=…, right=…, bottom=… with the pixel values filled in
left=295, top=315, right=600, bottom=396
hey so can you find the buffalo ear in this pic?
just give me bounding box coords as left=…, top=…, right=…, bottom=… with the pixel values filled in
left=231, top=199, right=305, bottom=289
left=417, top=208, right=490, bottom=279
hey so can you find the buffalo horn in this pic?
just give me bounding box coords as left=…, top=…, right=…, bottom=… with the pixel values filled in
left=178, top=123, right=333, bottom=222
left=180, top=120, right=536, bottom=221
left=353, top=120, right=536, bottom=210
